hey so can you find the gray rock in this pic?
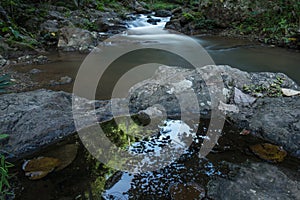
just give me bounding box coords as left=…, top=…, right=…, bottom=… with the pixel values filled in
left=0, top=89, right=112, bottom=158
left=132, top=1, right=151, bottom=14
left=234, top=87, right=256, bottom=106
left=29, top=68, right=42, bottom=74
left=48, top=10, right=65, bottom=20
left=17, top=55, right=33, bottom=64
left=128, top=65, right=300, bottom=158
left=229, top=96, right=300, bottom=158
left=207, top=162, right=300, bottom=200
left=17, top=55, right=48, bottom=65
left=154, top=10, right=172, bottom=17
left=147, top=18, right=161, bottom=25
left=40, top=20, right=59, bottom=33
left=33, top=55, right=49, bottom=65
left=50, top=76, right=73, bottom=86
left=58, top=27, right=97, bottom=51
left=1, top=65, right=300, bottom=160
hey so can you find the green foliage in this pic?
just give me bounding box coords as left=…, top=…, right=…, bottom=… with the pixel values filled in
left=243, top=76, right=285, bottom=97
left=0, top=134, right=13, bottom=199
left=195, top=19, right=217, bottom=29
left=182, top=12, right=195, bottom=21
left=235, top=0, right=300, bottom=44
left=0, top=134, right=9, bottom=140
left=144, top=0, right=177, bottom=11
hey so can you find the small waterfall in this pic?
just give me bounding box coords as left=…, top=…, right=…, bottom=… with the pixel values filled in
left=127, top=14, right=171, bottom=29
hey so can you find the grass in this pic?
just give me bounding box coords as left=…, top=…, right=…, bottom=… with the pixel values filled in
left=0, top=134, right=13, bottom=199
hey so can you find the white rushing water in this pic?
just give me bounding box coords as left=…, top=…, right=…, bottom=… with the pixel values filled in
left=127, top=14, right=171, bottom=29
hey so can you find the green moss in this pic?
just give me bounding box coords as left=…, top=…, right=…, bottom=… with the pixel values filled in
left=242, top=76, right=285, bottom=97
left=144, top=1, right=178, bottom=11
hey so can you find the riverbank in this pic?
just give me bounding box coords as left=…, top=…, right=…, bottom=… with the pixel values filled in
left=165, top=0, right=300, bottom=50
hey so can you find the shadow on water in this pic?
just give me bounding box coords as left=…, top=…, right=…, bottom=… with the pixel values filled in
left=11, top=117, right=300, bottom=200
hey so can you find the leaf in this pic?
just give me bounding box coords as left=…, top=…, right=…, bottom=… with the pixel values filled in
left=281, top=88, right=300, bottom=96
left=250, top=143, right=287, bottom=163
left=23, top=157, right=60, bottom=172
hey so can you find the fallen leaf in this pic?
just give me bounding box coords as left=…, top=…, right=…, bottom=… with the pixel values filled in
left=250, top=143, right=287, bottom=163
left=22, top=157, right=61, bottom=180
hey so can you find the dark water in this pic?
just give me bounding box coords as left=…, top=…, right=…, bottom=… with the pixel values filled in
left=11, top=117, right=300, bottom=200
left=196, top=35, right=300, bottom=84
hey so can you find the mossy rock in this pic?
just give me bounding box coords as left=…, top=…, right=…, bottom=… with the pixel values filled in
left=250, top=143, right=287, bottom=163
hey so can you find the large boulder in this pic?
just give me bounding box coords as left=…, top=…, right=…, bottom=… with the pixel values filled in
left=229, top=96, right=300, bottom=158
left=0, top=90, right=111, bottom=158
left=207, top=162, right=300, bottom=200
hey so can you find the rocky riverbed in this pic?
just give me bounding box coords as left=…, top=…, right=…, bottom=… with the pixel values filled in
left=1, top=65, right=300, bottom=199
left=1, top=65, right=299, bottom=159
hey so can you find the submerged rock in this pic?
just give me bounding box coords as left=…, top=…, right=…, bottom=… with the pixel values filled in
left=17, top=55, right=49, bottom=65
left=169, top=182, right=205, bottom=200
left=29, top=68, right=42, bottom=74
left=207, top=162, right=300, bottom=200
left=250, top=143, right=287, bottom=163
left=50, top=76, right=73, bottom=86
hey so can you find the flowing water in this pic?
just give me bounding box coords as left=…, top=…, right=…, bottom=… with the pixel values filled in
left=10, top=15, right=300, bottom=199
left=12, top=14, right=300, bottom=100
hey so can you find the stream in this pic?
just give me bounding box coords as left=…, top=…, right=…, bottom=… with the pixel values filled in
left=11, top=14, right=300, bottom=200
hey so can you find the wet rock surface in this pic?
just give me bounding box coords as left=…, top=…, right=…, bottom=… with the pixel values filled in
left=229, top=96, right=300, bottom=159
left=207, top=162, right=300, bottom=200
left=1, top=65, right=299, bottom=161
left=0, top=89, right=111, bottom=158
left=154, top=10, right=172, bottom=17
left=128, top=65, right=300, bottom=158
